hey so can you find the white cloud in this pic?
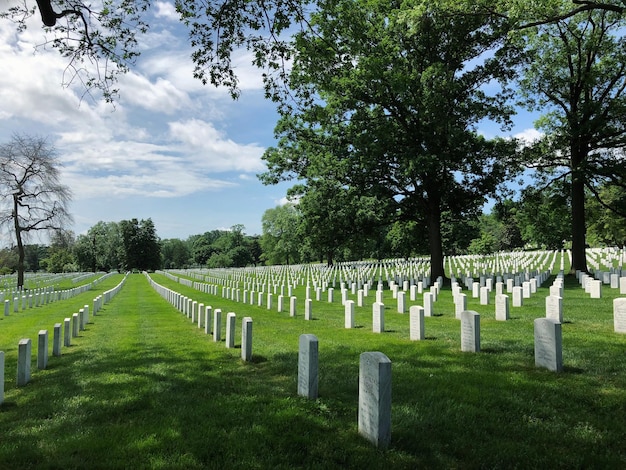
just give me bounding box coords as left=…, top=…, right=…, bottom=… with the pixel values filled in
left=154, top=1, right=179, bottom=21
left=118, top=72, right=191, bottom=114
left=169, top=119, right=266, bottom=172
left=514, top=128, right=544, bottom=146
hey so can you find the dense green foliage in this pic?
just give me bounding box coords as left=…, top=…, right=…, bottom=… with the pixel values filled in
left=517, top=4, right=626, bottom=272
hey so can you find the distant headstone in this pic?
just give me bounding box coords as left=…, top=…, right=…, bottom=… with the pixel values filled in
left=397, top=291, right=406, bottom=313
left=277, top=295, right=284, bottom=313
left=522, top=282, right=531, bottom=298
left=64, top=318, right=71, bottom=347
left=512, top=286, right=523, bottom=307
left=226, top=312, right=236, bottom=348
left=345, top=300, right=355, bottom=328
left=52, top=323, right=62, bottom=357
left=423, top=292, right=433, bottom=317
left=38, top=330, right=48, bottom=370
left=620, top=277, right=626, bottom=295
left=298, top=334, right=319, bottom=399
left=480, top=287, right=489, bottom=305
left=4, top=300, right=8, bottom=316
left=305, top=299, right=313, bottom=321
left=358, top=352, right=391, bottom=449
left=461, top=311, right=480, bottom=352
left=373, top=302, right=385, bottom=333
left=198, top=303, right=205, bottom=328
left=534, top=318, right=563, bottom=372
left=290, top=296, right=297, bottom=317
left=495, top=294, right=509, bottom=321
left=205, top=306, right=212, bottom=334
left=241, top=317, right=253, bottom=361
left=546, top=295, right=563, bottom=323
left=328, top=288, right=334, bottom=303
left=455, top=293, right=466, bottom=320
left=72, top=313, right=79, bottom=338
left=590, top=280, right=602, bottom=298
left=213, top=309, right=222, bottom=342
left=613, top=298, right=626, bottom=333
left=409, top=305, right=425, bottom=341
left=17, top=338, right=32, bottom=386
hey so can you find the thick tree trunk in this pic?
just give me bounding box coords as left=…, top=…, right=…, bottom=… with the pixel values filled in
left=426, top=192, right=446, bottom=283
left=570, top=141, right=589, bottom=274
left=14, top=195, right=25, bottom=289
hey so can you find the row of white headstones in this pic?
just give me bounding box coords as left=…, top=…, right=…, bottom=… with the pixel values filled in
left=0, top=274, right=128, bottom=407
left=159, top=262, right=626, bottom=449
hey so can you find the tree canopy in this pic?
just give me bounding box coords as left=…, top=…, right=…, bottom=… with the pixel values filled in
left=260, top=0, right=519, bottom=278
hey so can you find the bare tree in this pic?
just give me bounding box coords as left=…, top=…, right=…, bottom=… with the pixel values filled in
left=0, top=135, right=72, bottom=288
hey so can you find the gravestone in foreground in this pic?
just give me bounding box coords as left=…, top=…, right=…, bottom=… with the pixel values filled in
left=409, top=305, right=424, bottom=341
left=614, top=298, right=626, bottom=333
left=461, top=311, right=480, bottom=352
left=298, top=334, right=319, bottom=399
left=17, top=339, right=32, bottom=387
left=241, top=317, right=252, bottom=361
left=358, top=352, right=391, bottom=449
left=226, top=312, right=236, bottom=348
left=38, top=330, right=48, bottom=370
left=495, top=294, right=509, bottom=321
left=372, top=302, right=385, bottom=333
left=534, top=318, right=563, bottom=372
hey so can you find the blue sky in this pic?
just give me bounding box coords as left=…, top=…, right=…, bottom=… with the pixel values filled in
left=0, top=1, right=539, bottom=245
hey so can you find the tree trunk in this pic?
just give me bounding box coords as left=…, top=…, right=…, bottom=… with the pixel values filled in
left=426, top=191, right=446, bottom=283
left=14, top=195, right=25, bottom=289
left=570, top=140, right=589, bottom=274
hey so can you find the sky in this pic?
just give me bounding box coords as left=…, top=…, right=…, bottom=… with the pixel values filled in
left=0, top=1, right=540, bottom=246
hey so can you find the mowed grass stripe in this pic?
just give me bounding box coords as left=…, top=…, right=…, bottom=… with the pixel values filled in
left=0, top=274, right=127, bottom=372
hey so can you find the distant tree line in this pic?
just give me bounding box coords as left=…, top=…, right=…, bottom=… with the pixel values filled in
left=0, top=180, right=623, bottom=275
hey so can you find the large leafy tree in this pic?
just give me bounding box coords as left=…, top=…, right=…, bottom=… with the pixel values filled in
left=119, top=218, right=161, bottom=271
left=0, top=135, right=72, bottom=288
left=261, top=0, right=518, bottom=280
left=261, top=203, right=302, bottom=265
left=74, top=221, right=124, bottom=272
left=517, top=6, right=626, bottom=272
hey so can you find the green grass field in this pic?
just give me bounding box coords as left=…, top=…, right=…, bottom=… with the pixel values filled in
left=1, top=269, right=625, bottom=469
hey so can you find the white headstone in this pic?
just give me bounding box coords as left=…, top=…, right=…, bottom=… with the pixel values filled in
left=226, top=312, right=236, bottom=348
left=455, top=293, right=466, bottom=320
left=305, top=299, right=312, bottom=321
left=17, top=338, right=32, bottom=386
left=546, top=295, right=563, bottom=323
left=590, top=280, right=602, bottom=299
left=241, top=317, right=252, bottom=361
left=345, top=300, right=355, bottom=329
left=290, top=296, right=297, bottom=317
left=358, top=352, right=392, bottom=449
left=213, top=309, right=222, bottom=342
left=298, top=334, right=319, bottom=399
left=534, top=318, right=563, bottom=372
left=495, top=294, right=509, bottom=321
left=373, top=302, right=385, bottom=333
left=512, top=286, right=523, bottom=307
left=423, top=292, right=433, bottom=317
left=461, top=311, right=480, bottom=352
left=479, top=286, right=489, bottom=305
left=409, top=306, right=425, bottom=341
left=38, top=330, right=48, bottom=370
left=397, top=291, right=406, bottom=313
left=613, top=298, right=626, bottom=333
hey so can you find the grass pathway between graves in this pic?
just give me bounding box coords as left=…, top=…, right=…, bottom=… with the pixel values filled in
left=1, top=272, right=626, bottom=468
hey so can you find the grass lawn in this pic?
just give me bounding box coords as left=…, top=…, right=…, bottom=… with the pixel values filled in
left=1, top=270, right=625, bottom=469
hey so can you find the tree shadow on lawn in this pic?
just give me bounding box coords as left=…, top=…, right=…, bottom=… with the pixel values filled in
left=2, top=332, right=626, bottom=468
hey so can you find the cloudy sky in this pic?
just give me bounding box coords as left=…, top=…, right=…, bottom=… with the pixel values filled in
left=0, top=1, right=538, bottom=245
